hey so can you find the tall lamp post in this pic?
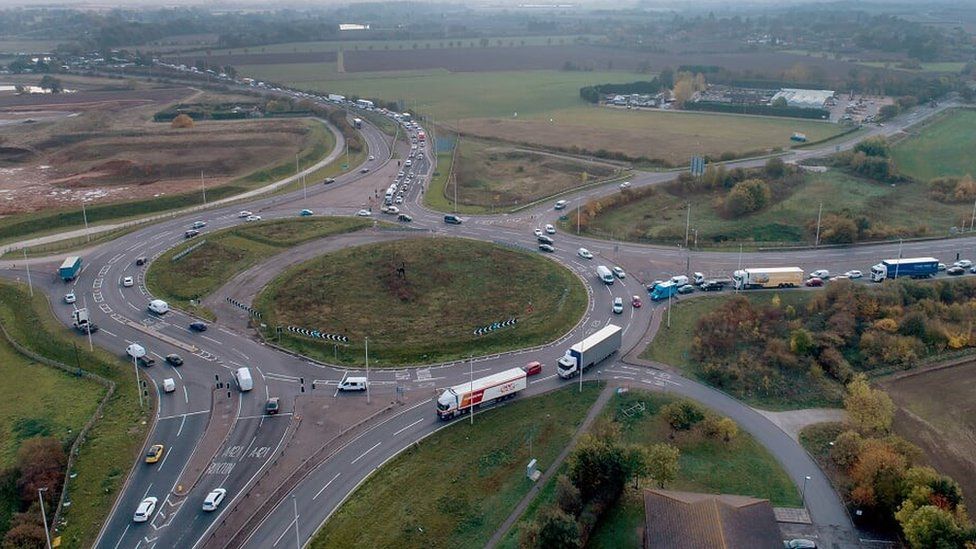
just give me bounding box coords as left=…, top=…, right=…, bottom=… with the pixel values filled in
left=38, top=487, right=51, bottom=549
left=801, top=475, right=812, bottom=506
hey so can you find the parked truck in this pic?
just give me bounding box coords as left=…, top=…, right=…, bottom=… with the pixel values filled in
left=732, top=267, right=804, bottom=290
left=59, top=256, right=82, bottom=282
left=557, top=325, right=622, bottom=379
left=596, top=265, right=615, bottom=284
left=870, top=257, right=939, bottom=282
left=650, top=281, right=679, bottom=301
left=437, top=367, right=527, bottom=419
left=353, top=117, right=363, bottom=129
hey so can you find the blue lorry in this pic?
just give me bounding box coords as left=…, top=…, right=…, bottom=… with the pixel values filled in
left=649, top=281, right=679, bottom=301
left=59, top=256, right=83, bottom=282
left=870, top=257, right=939, bottom=282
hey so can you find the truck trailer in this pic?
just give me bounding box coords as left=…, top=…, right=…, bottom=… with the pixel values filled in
left=59, top=256, right=83, bottom=282
left=557, top=325, right=622, bottom=379
left=437, top=367, right=527, bottom=419
left=732, top=267, right=804, bottom=290
left=650, top=281, right=679, bottom=301
left=870, top=257, right=939, bottom=282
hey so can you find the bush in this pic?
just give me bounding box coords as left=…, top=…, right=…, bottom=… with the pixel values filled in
left=725, top=178, right=771, bottom=217
left=661, top=400, right=705, bottom=432
left=171, top=113, right=194, bottom=128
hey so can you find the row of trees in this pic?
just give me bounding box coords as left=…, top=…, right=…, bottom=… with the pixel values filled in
left=1, top=437, right=67, bottom=547
left=825, top=377, right=973, bottom=547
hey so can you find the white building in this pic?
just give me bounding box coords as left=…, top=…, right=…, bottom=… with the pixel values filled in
left=770, top=88, right=835, bottom=109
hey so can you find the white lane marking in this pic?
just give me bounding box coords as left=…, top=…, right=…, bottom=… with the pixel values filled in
left=271, top=516, right=297, bottom=548
left=202, top=335, right=222, bottom=346
left=158, top=410, right=210, bottom=421
left=142, top=482, right=154, bottom=499
left=312, top=473, right=342, bottom=501
left=112, top=524, right=131, bottom=549
left=530, top=374, right=558, bottom=384
left=157, top=446, right=172, bottom=472
left=392, top=418, right=424, bottom=437
left=177, top=415, right=186, bottom=437
left=100, top=328, right=118, bottom=337
left=350, top=441, right=382, bottom=465
left=234, top=349, right=250, bottom=361
left=183, top=386, right=189, bottom=404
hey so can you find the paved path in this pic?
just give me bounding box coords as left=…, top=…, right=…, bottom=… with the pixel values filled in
left=485, top=384, right=615, bottom=548
left=758, top=408, right=847, bottom=442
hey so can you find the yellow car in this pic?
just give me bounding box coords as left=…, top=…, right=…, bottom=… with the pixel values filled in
left=145, top=444, right=165, bottom=464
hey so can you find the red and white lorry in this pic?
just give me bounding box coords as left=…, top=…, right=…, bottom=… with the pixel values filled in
left=436, top=367, right=527, bottom=420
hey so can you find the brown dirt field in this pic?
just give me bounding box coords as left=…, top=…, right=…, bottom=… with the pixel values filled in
left=343, top=46, right=863, bottom=78
left=0, top=83, right=314, bottom=214
left=880, top=362, right=976, bottom=509
left=167, top=51, right=337, bottom=67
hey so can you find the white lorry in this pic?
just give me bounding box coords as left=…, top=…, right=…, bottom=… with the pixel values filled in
left=557, top=325, right=622, bottom=379
left=732, top=267, right=804, bottom=290
left=436, top=367, right=527, bottom=420
left=596, top=265, right=615, bottom=284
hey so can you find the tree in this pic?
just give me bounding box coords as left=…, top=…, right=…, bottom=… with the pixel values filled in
left=772, top=96, right=788, bottom=108
left=830, top=430, right=864, bottom=469
left=645, top=443, right=680, bottom=488
left=171, top=113, right=194, bottom=128
left=844, top=374, right=895, bottom=435
left=38, top=75, right=62, bottom=93
left=725, top=179, right=771, bottom=217
left=661, top=400, right=705, bottom=432
left=2, top=514, right=47, bottom=549
left=895, top=503, right=963, bottom=549
left=15, top=437, right=66, bottom=505
left=878, top=104, right=900, bottom=121
left=703, top=416, right=739, bottom=442
left=764, top=157, right=786, bottom=179
left=789, top=328, right=815, bottom=355
left=854, top=136, right=890, bottom=158
left=555, top=475, right=581, bottom=516
left=568, top=435, right=629, bottom=504
left=531, top=507, right=581, bottom=549
left=850, top=439, right=909, bottom=511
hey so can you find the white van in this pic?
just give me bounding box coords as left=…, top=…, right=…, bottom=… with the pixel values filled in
left=148, top=299, right=169, bottom=315
left=338, top=377, right=368, bottom=392
left=126, top=343, right=146, bottom=359
left=670, top=275, right=690, bottom=287
left=162, top=378, right=176, bottom=393
left=235, top=367, right=253, bottom=392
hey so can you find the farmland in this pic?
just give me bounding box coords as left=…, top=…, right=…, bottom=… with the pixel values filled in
left=429, top=136, right=620, bottom=212
left=880, top=362, right=976, bottom=509
left=577, top=170, right=969, bottom=247
left=255, top=238, right=587, bottom=366
left=891, top=108, right=976, bottom=182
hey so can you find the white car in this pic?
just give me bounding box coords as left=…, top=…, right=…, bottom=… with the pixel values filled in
left=954, top=260, right=973, bottom=269
left=619, top=181, right=631, bottom=189
left=238, top=211, right=252, bottom=218
left=357, top=209, right=372, bottom=217
left=133, top=496, right=157, bottom=523
left=64, top=292, right=76, bottom=304
left=386, top=206, right=400, bottom=214
left=534, top=228, right=543, bottom=237
left=612, top=267, right=626, bottom=279
left=368, top=155, right=375, bottom=161
left=844, top=270, right=863, bottom=279
left=612, top=297, right=624, bottom=314
left=578, top=248, right=593, bottom=259
left=202, top=488, right=226, bottom=512
left=122, top=276, right=134, bottom=287
left=809, top=269, right=830, bottom=279
left=545, top=224, right=556, bottom=234
left=395, top=197, right=404, bottom=204
left=245, top=215, right=262, bottom=222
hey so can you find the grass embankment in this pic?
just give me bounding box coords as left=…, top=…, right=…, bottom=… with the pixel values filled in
left=256, top=238, right=588, bottom=366
left=147, top=217, right=372, bottom=319
left=0, top=329, right=104, bottom=537
left=579, top=170, right=970, bottom=247
left=500, top=390, right=800, bottom=547
left=0, top=119, right=334, bottom=247
left=0, top=282, right=150, bottom=547
left=430, top=136, right=617, bottom=212
left=891, top=108, right=976, bottom=182
left=309, top=383, right=604, bottom=548
left=1, top=226, right=140, bottom=260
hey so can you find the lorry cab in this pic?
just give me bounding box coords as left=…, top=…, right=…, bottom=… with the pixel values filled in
left=338, top=377, right=368, bottom=391
left=650, top=281, right=678, bottom=301
left=235, top=367, right=253, bottom=392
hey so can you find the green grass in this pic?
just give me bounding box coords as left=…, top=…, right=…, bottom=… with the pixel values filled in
left=0, top=119, right=334, bottom=247
left=578, top=170, right=970, bottom=248
left=309, top=383, right=604, bottom=549
left=0, top=333, right=104, bottom=537
left=0, top=282, right=150, bottom=547
left=892, top=108, right=976, bottom=182
left=256, top=238, right=588, bottom=366
left=147, top=217, right=371, bottom=318
left=208, top=34, right=601, bottom=55
left=501, top=390, right=801, bottom=547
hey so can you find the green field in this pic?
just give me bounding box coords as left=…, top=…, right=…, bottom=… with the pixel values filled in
left=309, top=383, right=604, bottom=548
left=499, top=390, right=800, bottom=547
left=0, top=282, right=150, bottom=547
left=0, top=331, right=104, bottom=537
left=892, top=108, right=976, bottom=182
left=147, top=217, right=372, bottom=319
left=577, top=170, right=970, bottom=247
left=857, top=61, right=966, bottom=73
left=256, top=238, right=587, bottom=366
left=208, top=35, right=600, bottom=56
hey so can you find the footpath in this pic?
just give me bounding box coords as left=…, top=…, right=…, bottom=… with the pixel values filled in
left=485, top=384, right=615, bottom=548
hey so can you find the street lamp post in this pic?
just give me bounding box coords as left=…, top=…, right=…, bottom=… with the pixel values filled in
left=38, top=487, right=51, bottom=549
left=292, top=494, right=301, bottom=549
left=801, top=475, right=812, bottom=506
left=133, top=355, right=144, bottom=408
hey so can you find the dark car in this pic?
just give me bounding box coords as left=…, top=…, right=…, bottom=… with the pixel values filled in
left=135, top=257, right=147, bottom=266
left=701, top=280, right=727, bottom=292
left=947, top=266, right=966, bottom=276
left=323, top=177, right=336, bottom=185
left=677, top=284, right=695, bottom=295
left=74, top=323, right=99, bottom=334
left=165, top=354, right=183, bottom=366
left=184, top=229, right=200, bottom=239
left=397, top=214, right=413, bottom=222
left=189, top=322, right=208, bottom=332
left=266, top=397, right=280, bottom=415
left=537, top=235, right=554, bottom=245
left=443, top=215, right=462, bottom=225
left=538, top=243, right=555, bottom=253
left=805, top=277, right=824, bottom=287
left=136, top=356, right=156, bottom=368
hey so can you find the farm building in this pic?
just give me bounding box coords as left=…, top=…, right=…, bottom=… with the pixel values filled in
left=771, top=88, right=835, bottom=109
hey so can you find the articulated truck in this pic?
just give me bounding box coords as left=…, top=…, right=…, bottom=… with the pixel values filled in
left=732, top=267, right=804, bottom=290
left=437, top=367, right=527, bottom=420
left=870, top=257, right=939, bottom=282
left=557, top=325, right=622, bottom=379
left=59, top=256, right=82, bottom=282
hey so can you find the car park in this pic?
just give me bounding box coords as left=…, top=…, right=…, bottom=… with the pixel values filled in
left=357, top=209, right=371, bottom=217
left=202, top=488, right=226, bottom=512
left=522, top=361, right=543, bottom=376
left=64, top=292, right=76, bottom=304
left=122, top=276, right=134, bottom=287
left=578, top=248, right=593, bottom=259
left=948, top=265, right=965, bottom=276
left=632, top=295, right=643, bottom=308
left=266, top=397, right=280, bottom=415
left=238, top=211, right=252, bottom=218
left=809, top=269, right=830, bottom=279
left=612, top=267, right=626, bottom=279
left=539, top=243, right=555, bottom=253
left=145, top=444, right=164, bottom=464
left=844, top=270, right=863, bottom=279
left=545, top=224, right=556, bottom=234
left=677, top=284, right=695, bottom=294
left=165, top=354, right=183, bottom=366
left=189, top=322, right=208, bottom=332
left=612, top=297, right=624, bottom=314
left=955, top=259, right=973, bottom=269
left=133, top=497, right=158, bottom=523
left=805, top=277, right=824, bottom=287
left=300, top=209, right=313, bottom=216
left=245, top=215, right=262, bottom=222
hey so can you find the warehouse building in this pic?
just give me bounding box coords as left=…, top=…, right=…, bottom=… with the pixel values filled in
left=771, top=88, right=836, bottom=109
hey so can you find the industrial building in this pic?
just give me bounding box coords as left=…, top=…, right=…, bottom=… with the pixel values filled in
left=770, top=88, right=836, bottom=109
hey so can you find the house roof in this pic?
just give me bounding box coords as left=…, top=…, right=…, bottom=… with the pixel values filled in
left=643, top=489, right=782, bottom=549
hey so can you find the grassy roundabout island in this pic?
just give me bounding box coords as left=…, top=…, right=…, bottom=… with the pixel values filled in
left=255, top=237, right=588, bottom=366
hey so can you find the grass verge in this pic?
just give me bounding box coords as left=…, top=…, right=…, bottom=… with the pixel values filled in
left=0, top=281, right=151, bottom=547
left=891, top=108, right=976, bottom=182
left=309, top=382, right=604, bottom=549
left=255, top=237, right=588, bottom=366
left=146, top=217, right=372, bottom=319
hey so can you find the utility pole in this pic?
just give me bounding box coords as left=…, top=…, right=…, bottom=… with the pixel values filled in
left=364, top=337, right=370, bottom=405
left=133, top=355, right=144, bottom=408
left=38, top=487, right=51, bottom=549
left=684, top=202, right=691, bottom=248
left=469, top=356, right=475, bottom=425
left=81, top=199, right=90, bottom=242
left=83, top=295, right=93, bottom=351
left=23, top=248, right=32, bottom=297
left=201, top=170, right=207, bottom=205
left=735, top=243, right=743, bottom=294
left=970, top=197, right=976, bottom=232
left=667, top=290, right=672, bottom=329
left=578, top=326, right=585, bottom=394
left=814, top=202, right=823, bottom=247
left=577, top=199, right=581, bottom=235
left=292, top=494, right=301, bottom=549
left=894, top=239, right=903, bottom=279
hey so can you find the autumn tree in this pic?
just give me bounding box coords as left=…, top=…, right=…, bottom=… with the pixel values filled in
left=645, top=443, right=680, bottom=488
left=555, top=475, right=581, bottom=516
left=725, top=179, right=771, bottom=217
left=849, top=438, right=909, bottom=512
left=703, top=416, right=739, bottom=443
left=171, top=113, right=194, bottom=128
left=844, top=374, right=895, bottom=435
left=895, top=503, right=964, bottom=549
left=2, top=510, right=47, bottom=549
left=661, top=400, right=705, bottom=433
left=15, top=437, right=66, bottom=506
left=522, top=507, right=581, bottom=549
